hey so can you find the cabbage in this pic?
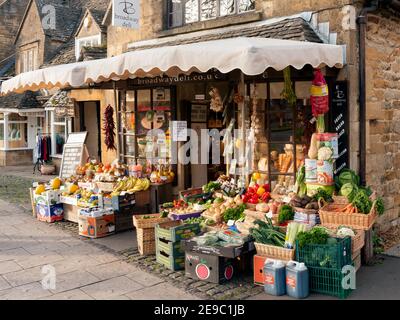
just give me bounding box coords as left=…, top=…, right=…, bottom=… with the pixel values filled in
left=340, top=183, right=358, bottom=201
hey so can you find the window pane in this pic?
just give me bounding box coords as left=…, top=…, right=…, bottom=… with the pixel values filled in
left=126, top=91, right=135, bottom=112
left=137, top=90, right=151, bottom=112
left=9, top=114, right=27, bottom=121
left=220, top=0, right=235, bottom=16
left=269, top=99, right=294, bottom=142
left=8, top=123, right=28, bottom=148
left=238, top=0, right=255, bottom=13
left=54, top=115, right=66, bottom=123
left=124, top=135, right=136, bottom=156
left=54, top=124, right=66, bottom=154
left=168, top=0, right=183, bottom=27
left=200, top=0, right=217, bottom=20
left=185, top=0, right=199, bottom=23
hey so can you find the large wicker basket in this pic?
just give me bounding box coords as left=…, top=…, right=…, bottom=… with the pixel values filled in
left=133, top=213, right=170, bottom=229
left=332, top=195, right=349, bottom=205
left=322, top=224, right=365, bottom=255
left=319, top=202, right=377, bottom=230
left=254, top=243, right=295, bottom=261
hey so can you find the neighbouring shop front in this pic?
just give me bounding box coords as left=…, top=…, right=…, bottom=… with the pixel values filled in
left=0, top=37, right=385, bottom=299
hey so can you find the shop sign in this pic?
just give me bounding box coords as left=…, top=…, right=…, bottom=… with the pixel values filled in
left=172, top=121, right=187, bottom=142
left=331, top=81, right=349, bottom=175
left=132, top=71, right=225, bottom=86
left=55, top=104, right=75, bottom=118
left=112, top=0, right=140, bottom=29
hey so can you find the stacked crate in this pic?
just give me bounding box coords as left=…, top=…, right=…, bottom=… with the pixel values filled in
left=295, top=236, right=353, bottom=299
left=133, top=214, right=170, bottom=255
left=155, top=221, right=201, bottom=271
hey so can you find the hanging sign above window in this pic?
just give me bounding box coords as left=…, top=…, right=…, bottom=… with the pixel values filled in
left=112, top=0, right=140, bottom=29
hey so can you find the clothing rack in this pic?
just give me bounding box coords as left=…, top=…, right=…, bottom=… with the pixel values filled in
left=33, top=132, right=52, bottom=175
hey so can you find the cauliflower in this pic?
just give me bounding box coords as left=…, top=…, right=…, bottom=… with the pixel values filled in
left=318, top=146, right=333, bottom=161
left=336, top=226, right=355, bottom=237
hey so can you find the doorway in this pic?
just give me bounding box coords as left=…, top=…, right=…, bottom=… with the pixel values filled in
left=79, top=101, right=102, bottom=161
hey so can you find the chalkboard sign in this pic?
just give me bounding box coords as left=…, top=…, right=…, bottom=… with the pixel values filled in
left=331, top=81, right=349, bottom=175
left=59, top=144, right=85, bottom=179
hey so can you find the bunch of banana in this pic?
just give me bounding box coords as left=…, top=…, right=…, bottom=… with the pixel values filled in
left=127, top=178, right=151, bottom=193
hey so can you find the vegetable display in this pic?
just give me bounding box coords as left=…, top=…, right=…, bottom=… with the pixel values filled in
left=295, top=165, right=307, bottom=197
left=242, top=184, right=270, bottom=204
left=250, top=218, right=286, bottom=247
left=223, top=204, right=246, bottom=222
left=285, top=222, right=308, bottom=249
left=312, top=188, right=333, bottom=203
left=277, top=205, right=294, bottom=224
left=296, top=227, right=330, bottom=248
left=202, top=181, right=221, bottom=193
left=335, top=169, right=360, bottom=189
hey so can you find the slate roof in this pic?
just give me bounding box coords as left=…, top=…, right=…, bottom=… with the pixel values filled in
left=42, top=38, right=76, bottom=67
left=79, top=46, right=107, bottom=61
left=129, top=17, right=323, bottom=52
left=0, top=55, right=15, bottom=79
left=89, top=9, right=108, bottom=33
left=0, top=91, right=41, bottom=110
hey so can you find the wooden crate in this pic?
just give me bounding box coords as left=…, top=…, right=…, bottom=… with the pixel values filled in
left=115, top=207, right=135, bottom=232
left=29, top=188, right=37, bottom=217
left=135, top=190, right=151, bottom=207
left=63, top=204, right=80, bottom=223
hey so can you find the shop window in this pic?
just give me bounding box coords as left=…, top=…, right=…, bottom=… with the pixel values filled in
left=20, top=48, right=37, bottom=73
left=167, top=0, right=255, bottom=28
left=119, top=88, right=173, bottom=166
left=248, top=81, right=313, bottom=193
left=75, top=35, right=101, bottom=60
left=5, top=114, right=28, bottom=149
left=50, top=112, right=69, bottom=156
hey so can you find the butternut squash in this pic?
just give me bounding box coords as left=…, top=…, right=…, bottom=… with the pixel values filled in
left=308, top=133, right=318, bottom=159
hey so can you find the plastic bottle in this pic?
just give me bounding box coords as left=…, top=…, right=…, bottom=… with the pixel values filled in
left=264, top=259, right=286, bottom=296
left=286, top=261, right=309, bottom=299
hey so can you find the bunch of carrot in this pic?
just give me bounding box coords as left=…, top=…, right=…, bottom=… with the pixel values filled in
left=335, top=203, right=358, bottom=214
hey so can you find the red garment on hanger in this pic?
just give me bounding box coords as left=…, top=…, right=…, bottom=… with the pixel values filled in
left=42, top=137, right=48, bottom=161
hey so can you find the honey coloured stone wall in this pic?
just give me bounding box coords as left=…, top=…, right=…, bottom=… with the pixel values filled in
left=365, top=10, right=400, bottom=231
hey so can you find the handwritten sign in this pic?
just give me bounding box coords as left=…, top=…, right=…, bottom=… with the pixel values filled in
left=331, top=81, right=349, bottom=175
left=112, top=0, right=140, bottom=29
left=59, top=144, right=84, bottom=179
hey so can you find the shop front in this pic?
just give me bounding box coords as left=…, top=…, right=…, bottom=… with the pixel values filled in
left=2, top=37, right=382, bottom=299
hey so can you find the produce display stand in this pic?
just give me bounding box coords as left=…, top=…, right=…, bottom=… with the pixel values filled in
left=150, top=183, right=173, bottom=213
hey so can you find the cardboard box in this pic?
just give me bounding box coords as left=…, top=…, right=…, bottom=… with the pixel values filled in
left=36, top=203, right=64, bottom=223
left=254, top=255, right=268, bottom=286
left=34, top=190, right=61, bottom=206
left=182, top=239, right=255, bottom=259
left=78, top=210, right=115, bottom=239
left=185, top=251, right=235, bottom=284
left=60, top=195, right=78, bottom=206
left=63, top=204, right=79, bottom=223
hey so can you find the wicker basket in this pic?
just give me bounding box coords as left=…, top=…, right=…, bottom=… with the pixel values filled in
left=40, top=164, right=56, bottom=175
left=137, top=227, right=155, bottom=241
left=138, top=239, right=156, bottom=255
left=332, top=195, right=349, bottom=205
left=319, top=202, right=377, bottom=230
left=254, top=243, right=295, bottom=261
left=137, top=227, right=157, bottom=255
left=353, top=250, right=361, bottom=272
left=133, top=213, right=170, bottom=229
left=322, top=224, right=365, bottom=255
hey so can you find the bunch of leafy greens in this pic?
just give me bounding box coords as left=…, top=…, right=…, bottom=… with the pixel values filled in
left=351, top=189, right=372, bottom=214
left=202, top=181, right=221, bottom=193
left=296, top=227, right=330, bottom=248
left=223, top=204, right=246, bottom=222
left=250, top=217, right=286, bottom=247
left=278, top=205, right=294, bottom=224
left=375, top=197, right=385, bottom=216
left=312, top=188, right=333, bottom=203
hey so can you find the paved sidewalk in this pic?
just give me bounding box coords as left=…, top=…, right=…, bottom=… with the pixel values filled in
left=0, top=199, right=196, bottom=300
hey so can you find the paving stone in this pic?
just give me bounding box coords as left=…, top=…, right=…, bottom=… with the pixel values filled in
left=89, top=252, right=120, bottom=264
left=16, top=252, right=64, bottom=269
left=81, top=276, right=143, bottom=300
left=0, top=282, right=52, bottom=300
left=126, top=269, right=164, bottom=287
left=0, top=260, right=23, bottom=275
left=51, top=270, right=101, bottom=294
left=3, top=266, right=43, bottom=287
left=0, top=276, right=11, bottom=291
left=85, top=261, right=138, bottom=281
left=0, top=247, right=31, bottom=263
left=125, top=282, right=199, bottom=300
left=40, top=289, right=94, bottom=300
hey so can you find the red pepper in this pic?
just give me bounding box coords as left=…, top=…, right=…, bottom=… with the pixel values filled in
left=263, top=184, right=270, bottom=192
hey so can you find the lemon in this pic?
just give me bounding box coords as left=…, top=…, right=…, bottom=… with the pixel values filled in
left=35, top=184, right=46, bottom=195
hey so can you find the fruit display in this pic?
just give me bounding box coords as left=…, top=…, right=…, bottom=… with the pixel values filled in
left=77, top=189, right=98, bottom=207
left=202, top=196, right=243, bottom=224
left=61, top=183, right=80, bottom=196
left=50, top=177, right=62, bottom=190
left=93, top=162, right=128, bottom=182
left=242, top=184, right=271, bottom=204
left=110, top=177, right=150, bottom=196
left=149, top=164, right=175, bottom=184
left=35, top=184, right=46, bottom=195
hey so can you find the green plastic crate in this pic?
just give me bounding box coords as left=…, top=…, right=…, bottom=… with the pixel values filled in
left=156, top=221, right=200, bottom=242
left=309, top=265, right=354, bottom=299
left=295, top=237, right=352, bottom=269
left=156, top=249, right=185, bottom=271
left=156, top=237, right=184, bottom=257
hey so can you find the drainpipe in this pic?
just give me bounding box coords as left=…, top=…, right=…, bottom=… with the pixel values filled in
left=357, top=1, right=379, bottom=186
